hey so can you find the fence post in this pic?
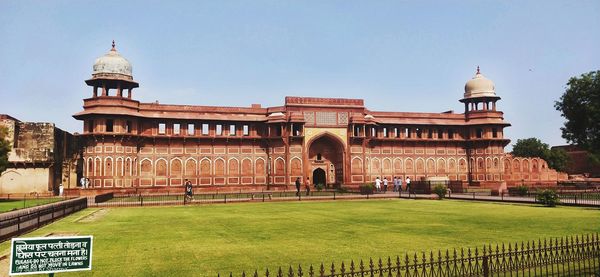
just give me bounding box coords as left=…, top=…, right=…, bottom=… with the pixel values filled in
left=473, top=192, right=475, bottom=200
left=482, top=255, right=490, bottom=277
left=574, top=194, right=578, bottom=205
left=140, top=195, right=143, bottom=206
left=501, top=191, right=504, bottom=201
left=333, top=191, right=336, bottom=200
left=262, top=194, right=265, bottom=202
left=224, top=194, right=227, bottom=204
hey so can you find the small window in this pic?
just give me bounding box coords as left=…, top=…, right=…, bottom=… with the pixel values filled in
left=383, top=128, right=388, bottom=138
left=202, top=123, right=209, bottom=135
left=173, top=123, right=180, bottom=135
left=492, top=128, right=498, bottom=138
left=448, top=129, right=454, bottom=139
left=106, top=119, right=114, bottom=133
left=354, top=126, right=361, bottom=137
left=476, top=128, right=483, bottom=138
left=275, top=126, right=282, bottom=136
left=416, top=128, right=422, bottom=138
left=88, top=120, right=94, bottom=133
left=371, top=127, right=376, bottom=137
left=188, top=124, right=195, bottom=135
left=437, top=129, right=443, bottom=139
left=216, top=124, right=223, bottom=136
left=317, top=153, right=322, bottom=161
left=406, top=128, right=411, bottom=138
left=126, top=120, right=132, bottom=133
left=158, top=123, right=166, bottom=135
left=243, top=125, right=249, bottom=136
left=394, top=128, right=399, bottom=138
left=427, top=129, right=433, bottom=139
left=229, top=125, right=236, bottom=136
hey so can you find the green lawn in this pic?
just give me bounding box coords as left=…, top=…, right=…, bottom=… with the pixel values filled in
left=0, top=197, right=66, bottom=212
left=1, top=199, right=599, bottom=276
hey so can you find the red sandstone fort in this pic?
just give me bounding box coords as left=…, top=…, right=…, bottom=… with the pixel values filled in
left=0, top=42, right=568, bottom=194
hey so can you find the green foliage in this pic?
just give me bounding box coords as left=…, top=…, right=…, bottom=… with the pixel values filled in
left=315, top=183, right=325, bottom=191
left=536, top=189, right=560, bottom=207
left=336, top=186, right=349, bottom=193
left=0, top=126, right=11, bottom=174
left=359, top=183, right=375, bottom=194
left=555, top=70, right=600, bottom=164
left=511, top=137, right=569, bottom=171
left=516, top=185, right=529, bottom=196
left=432, top=184, right=447, bottom=199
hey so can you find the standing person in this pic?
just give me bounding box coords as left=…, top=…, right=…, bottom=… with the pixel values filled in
left=405, top=176, right=411, bottom=194
left=85, top=178, right=90, bottom=189
left=305, top=177, right=311, bottom=196
left=185, top=179, right=193, bottom=202
left=375, top=177, right=381, bottom=192
left=79, top=176, right=86, bottom=189
left=392, top=177, right=398, bottom=192
left=295, top=177, right=301, bottom=196
left=58, top=183, right=64, bottom=196
left=398, top=176, right=403, bottom=192
left=383, top=177, right=388, bottom=192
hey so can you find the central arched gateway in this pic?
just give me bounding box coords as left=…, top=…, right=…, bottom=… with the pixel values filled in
left=307, top=133, right=345, bottom=186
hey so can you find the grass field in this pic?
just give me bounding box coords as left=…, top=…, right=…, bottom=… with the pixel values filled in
left=1, top=199, right=599, bottom=276
left=0, top=197, right=65, bottom=212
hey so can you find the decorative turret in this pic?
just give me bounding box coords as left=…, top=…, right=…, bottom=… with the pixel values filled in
left=85, top=41, right=139, bottom=99
left=460, top=67, right=500, bottom=113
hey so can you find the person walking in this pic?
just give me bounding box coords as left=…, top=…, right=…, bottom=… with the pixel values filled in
left=184, top=179, right=193, bottom=202
left=405, top=176, right=411, bottom=195
left=58, top=183, right=64, bottom=196
left=79, top=177, right=86, bottom=189
left=305, top=177, right=311, bottom=196
left=295, top=177, right=301, bottom=196
left=85, top=178, right=90, bottom=189
left=375, top=177, right=381, bottom=192
left=392, top=177, right=398, bottom=192
left=398, top=176, right=403, bottom=192
left=383, top=177, right=388, bottom=193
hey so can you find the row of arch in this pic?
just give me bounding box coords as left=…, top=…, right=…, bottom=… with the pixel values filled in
left=84, top=156, right=303, bottom=177
left=351, top=156, right=510, bottom=174
left=504, top=157, right=549, bottom=173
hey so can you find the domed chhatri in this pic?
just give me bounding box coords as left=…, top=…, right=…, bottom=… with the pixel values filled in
left=464, top=66, right=496, bottom=99
left=92, top=40, right=133, bottom=80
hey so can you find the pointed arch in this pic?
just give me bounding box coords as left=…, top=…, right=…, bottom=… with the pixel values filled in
left=290, top=157, right=302, bottom=176
left=415, top=158, right=425, bottom=173
left=140, top=158, right=153, bottom=175
left=255, top=157, right=266, bottom=175
left=156, top=158, right=168, bottom=177
left=241, top=158, right=253, bottom=175
left=86, top=157, right=93, bottom=177
left=448, top=158, right=457, bottom=173
left=371, top=158, right=381, bottom=174
left=228, top=157, right=240, bottom=175
left=493, top=157, right=500, bottom=170
left=214, top=157, right=225, bottom=176
left=437, top=158, right=446, bottom=173
left=115, top=157, right=124, bottom=177
left=405, top=158, right=414, bottom=173
left=351, top=157, right=363, bottom=174
left=393, top=158, right=403, bottom=174
left=274, top=157, right=285, bottom=175
left=125, top=157, right=132, bottom=176
left=426, top=158, right=435, bottom=173
left=382, top=158, right=392, bottom=174
left=94, top=157, right=102, bottom=176
left=170, top=158, right=183, bottom=176
left=104, top=157, right=113, bottom=177
left=459, top=158, right=468, bottom=172
left=477, top=157, right=484, bottom=170
left=200, top=157, right=211, bottom=177
left=185, top=158, right=197, bottom=176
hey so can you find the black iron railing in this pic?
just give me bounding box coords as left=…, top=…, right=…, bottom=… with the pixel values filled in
left=225, top=234, right=600, bottom=277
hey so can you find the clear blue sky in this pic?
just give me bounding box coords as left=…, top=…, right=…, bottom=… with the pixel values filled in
left=1, top=1, right=599, bottom=149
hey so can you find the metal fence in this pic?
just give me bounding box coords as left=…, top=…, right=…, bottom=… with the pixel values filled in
left=225, top=234, right=600, bottom=277
left=88, top=190, right=411, bottom=207
left=0, top=197, right=88, bottom=242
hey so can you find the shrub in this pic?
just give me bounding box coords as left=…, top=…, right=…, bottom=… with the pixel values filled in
left=336, top=186, right=349, bottom=193
left=536, top=190, right=560, bottom=207
left=359, top=184, right=375, bottom=195
left=315, top=183, right=325, bottom=192
left=432, top=184, right=447, bottom=200
left=516, top=185, right=529, bottom=196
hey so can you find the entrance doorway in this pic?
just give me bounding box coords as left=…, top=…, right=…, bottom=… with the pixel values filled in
left=312, top=168, right=326, bottom=186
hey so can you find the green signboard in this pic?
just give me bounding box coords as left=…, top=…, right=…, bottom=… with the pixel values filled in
left=9, top=236, right=93, bottom=276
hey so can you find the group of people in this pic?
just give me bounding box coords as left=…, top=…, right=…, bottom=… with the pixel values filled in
left=295, top=177, right=312, bottom=196
left=79, top=177, right=91, bottom=189
left=374, top=176, right=411, bottom=193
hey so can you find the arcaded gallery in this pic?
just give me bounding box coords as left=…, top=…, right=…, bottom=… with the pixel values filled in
left=74, top=43, right=566, bottom=193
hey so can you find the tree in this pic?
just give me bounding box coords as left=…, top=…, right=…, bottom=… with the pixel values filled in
left=512, top=138, right=569, bottom=171
left=555, top=70, right=600, bottom=164
left=0, top=126, right=11, bottom=174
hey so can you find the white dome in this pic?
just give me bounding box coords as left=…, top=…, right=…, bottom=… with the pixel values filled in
left=92, top=42, right=132, bottom=78
left=464, top=67, right=496, bottom=98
